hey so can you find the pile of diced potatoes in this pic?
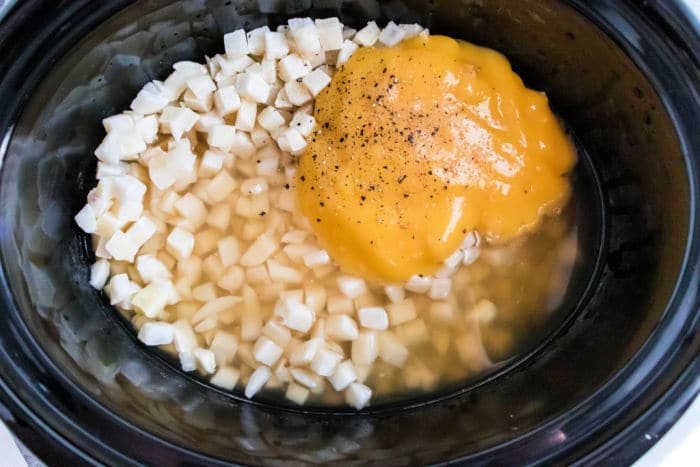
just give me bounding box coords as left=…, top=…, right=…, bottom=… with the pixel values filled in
left=74, top=18, right=485, bottom=410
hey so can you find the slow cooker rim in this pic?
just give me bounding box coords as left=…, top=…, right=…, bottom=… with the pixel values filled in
left=0, top=0, right=699, bottom=465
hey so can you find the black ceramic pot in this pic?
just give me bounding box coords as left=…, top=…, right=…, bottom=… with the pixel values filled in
left=0, top=0, right=698, bottom=465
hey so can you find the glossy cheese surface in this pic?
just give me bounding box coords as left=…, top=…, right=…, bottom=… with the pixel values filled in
left=297, top=35, right=576, bottom=282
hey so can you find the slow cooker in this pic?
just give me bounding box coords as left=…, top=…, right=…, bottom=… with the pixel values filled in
left=0, top=0, right=699, bottom=464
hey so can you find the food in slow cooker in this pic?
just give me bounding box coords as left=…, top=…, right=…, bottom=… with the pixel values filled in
left=74, top=18, right=577, bottom=409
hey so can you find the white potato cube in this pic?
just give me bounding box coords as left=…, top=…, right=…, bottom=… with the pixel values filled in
left=429, top=277, right=452, bottom=300
left=329, top=360, right=357, bottom=391
left=138, top=322, right=174, bottom=346
left=278, top=54, right=311, bottom=82
left=257, top=106, right=285, bottom=132
left=217, top=236, right=241, bottom=267
left=207, top=124, right=236, bottom=150
left=304, top=282, right=327, bottom=314
left=194, top=348, right=217, bottom=374
left=240, top=231, right=277, bottom=266
left=179, top=351, right=197, bottom=372
left=429, top=301, right=453, bottom=323
left=246, top=26, right=270, bottom=56
left=463, top=247, right=480, bottom=265
left=282, top=299, right=315, bottom=332
left=310, top=347, right=342, bottom=377
left=235, top=99, right=258, bottom=131
left=303, top=249, right=329, bottom=268
left=224, top=29, right=249, bottom=57
left=105, top=273, right=131, bottom=304
left=378, top=331, right=409, bottom=367
left=230, top=131, right=256, bottom=159
left=186, top=74, right=216, bottom=100
left=378, top=21, right=406, bottom=47
left=183, top=89, right=212, bottom=113
left=199, top=150, right=225, bottom=178
left=251, top=126, right=273, bottom=147
left=125, top=215, right=157, bottom=248
left=290, top=368, right=323, bottom=391
left=288, top=338, right=322, bottom=366
left=195, top=111, right=224, bottom=133
left=400, top=23, right=424, bottom=39
left=89, top=259, right=110, bottom=289
left=289, top=112, right=316, bottom=137
left=384, top=285, right=405, bottom=303
left=254, top=336, right=284, bottom=366
left=135, top=114, right=159, bottom=144
left=337, top=276, right=368, bottom=299
left=105, top=230, right=138, bottom=262
left=210, top=330, right=239, bottom=365
left=405, top=274, right=432, bottom=293
left=206, top=170, right=237, bottom=203
left=291, top=23, right=321, bottom=56
left=395, top=318, right=429, bottom=346
left=345, top=382, right=372, bottom=410
left=284, top=81, right=312, bottom=106
left=351, top=331, right=378, bottom=366
left=130, top=80, right=170, bottom=115
left=358, top=306, right=388, bottom=330
left=264, top=31, right=289, bottom=60
left=214, top=85, right=242, bottom=116
left=326, top=294, right=353, bottom=315
left=326, top=314, right=358, bottom=341
left=210, top=367, right=241, bottom=390
left=276, top=127, right=306, bottom=154
left=354, top=21, right=380, bottom=46
left=273, top=87, right=293, bottom=110
left=172, top=319, right=198, bottom=353
left=315, top=18, right=343, bottom=51
left=174, top=193, right=207, bottom=229
left=103, top=113, right=133, bottom=133
left=337, top=39, right=359, bottom=66
left=236, top=72, right=271, bottom=104
left=245, top=366, right=271, bottom=398
left=206, top=203, right=231, bottom=231
left=387, top=298, right=417, bottom=326
left=75, top=204, right=97, bottom=234
left=302, top=68, right=332, bottom=96
left=166, top=227, right=194, bottom=260
left=160, top=106, right=199, bottom=140
left=240, top=177, right=269, bottom=195
left=135, top=254, right=170, bottom=283
left=262, top=320, right=292, bottom=348
left=285, top=382, right=310, bottom=405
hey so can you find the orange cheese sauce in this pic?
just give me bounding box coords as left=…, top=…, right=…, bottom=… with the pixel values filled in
left=297, top=35, right=576, bottom=282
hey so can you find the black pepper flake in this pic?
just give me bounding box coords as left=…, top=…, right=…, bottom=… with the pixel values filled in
left=300, top=176, right=306, bottom=182
left=397, top=175, right=407, bottom=184
left=259, top=211, right=266, bottom=216
left=361, top=195, right=366, bottom=201
left=316, top=218, right=321, bottom=223
left=284, top=183, right=290, bottom=189
left=382, top=67, right=387, bottom=73
left=320, top=202, right=325, bottom=207
left=403, top=193, right=409, bottom=198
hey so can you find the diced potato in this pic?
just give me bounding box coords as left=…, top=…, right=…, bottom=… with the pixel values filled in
left=326, top=314, right=358, bottom=341
left=378, top=331, right=409, bottom=367
left=387, top=298, right=417, bottom=327
left=205, top=203, right=231, bottom=231
left=394, top=319, right=429, bottom=346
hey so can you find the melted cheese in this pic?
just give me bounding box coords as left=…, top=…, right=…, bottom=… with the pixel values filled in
left=297, top=35, right=576, bottom=282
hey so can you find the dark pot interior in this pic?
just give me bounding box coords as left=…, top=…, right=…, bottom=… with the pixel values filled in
left=0, top=0, right=699, bottom=465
